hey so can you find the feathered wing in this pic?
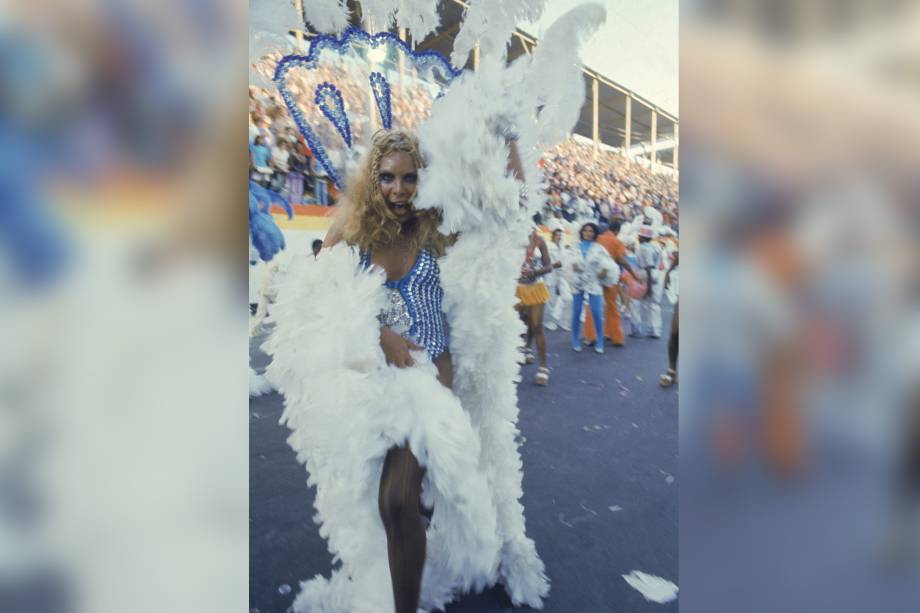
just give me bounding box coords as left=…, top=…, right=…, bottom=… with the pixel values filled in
left=301, top=0, right=351, bottom=34
left=451, top=0, right=548, bottom=67
left=249, top=367, right=274, bottom=397
left=415, top=5, right=607, bottom=606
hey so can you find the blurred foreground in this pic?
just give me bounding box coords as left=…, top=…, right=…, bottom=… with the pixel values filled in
left=681, top=2, right=920, bottom=612
left=0, top=2, right=248, bottom=613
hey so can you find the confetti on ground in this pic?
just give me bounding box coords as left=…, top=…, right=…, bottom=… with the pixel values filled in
left=666, top=475, right=675, bottom=485
left=632, top=423, right=639, bottom=429
left=608, top=505, right=623, bottom=513
left=622, top=571, right=678, bottom=603
left=636, top=375, right=644, bottom=382
left=278, top=584, right=292, bottom=595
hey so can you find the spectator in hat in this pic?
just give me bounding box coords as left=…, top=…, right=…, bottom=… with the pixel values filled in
left=629, top=224, right=665, bottom=338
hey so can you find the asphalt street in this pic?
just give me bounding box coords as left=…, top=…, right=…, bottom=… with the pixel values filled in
left=250, top=305, right=679, bottom=612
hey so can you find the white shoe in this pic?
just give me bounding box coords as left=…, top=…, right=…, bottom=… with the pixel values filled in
left=594, top=344, right=605, bottom=354
left=545, top=322, right=558, bottom=331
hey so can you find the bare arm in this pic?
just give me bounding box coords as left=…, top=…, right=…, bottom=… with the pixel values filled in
left=507, top=138, right=525, bottom=182
left=616, top=256, right=638, bottom=280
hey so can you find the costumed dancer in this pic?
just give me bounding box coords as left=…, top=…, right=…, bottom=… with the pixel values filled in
left=517, top=218, right=553, bottom=385
left=265, top=127, right=549, bottom=612
left=263, top=3, right=607, bottom=611
left=325, top=129, right=459, bottom=612
left=544, top=225, right=572, bottom=331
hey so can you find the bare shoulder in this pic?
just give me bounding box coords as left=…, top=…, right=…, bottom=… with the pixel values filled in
left=323, top=221, right=345, bottom=248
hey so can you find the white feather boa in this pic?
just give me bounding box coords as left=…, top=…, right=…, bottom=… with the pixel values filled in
left=265, top=244, right=550, bottom=612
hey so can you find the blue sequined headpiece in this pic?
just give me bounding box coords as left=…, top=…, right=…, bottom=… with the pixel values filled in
left=273, top=27, right=462, bottom=191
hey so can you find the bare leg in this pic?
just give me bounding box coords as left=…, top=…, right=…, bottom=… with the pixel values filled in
left=379, top=446, right=427, bottom=613
left=522, top=305, right=534, bottom=349
left=530, top=303, right=547, bottom=368
left=668, top=303, right=679, bottom=372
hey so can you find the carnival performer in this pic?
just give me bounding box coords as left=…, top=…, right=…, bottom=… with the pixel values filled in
left=262, top=3, right=608, bottom=610
left=322, top=130, right=455, bottom=612
left=517, top=219, right=553, bottom=385
left=569, top=222, right=615, bottom=353
left=266, top=128, right=548, bottom=613
left=545, top=226, right=571, bottom=331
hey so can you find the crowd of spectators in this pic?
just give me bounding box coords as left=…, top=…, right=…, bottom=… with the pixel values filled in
left=542, top=139, right=678, bottom=230
left=249, top=56, right=678, bottom=226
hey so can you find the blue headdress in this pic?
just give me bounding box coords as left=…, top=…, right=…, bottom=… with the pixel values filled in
left=272, top=27, right=462, bottom=191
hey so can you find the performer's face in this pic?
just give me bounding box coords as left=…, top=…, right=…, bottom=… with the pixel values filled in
left=581, top=225, right=596, bottom=241
left=378, top=151, right=418, bottom=224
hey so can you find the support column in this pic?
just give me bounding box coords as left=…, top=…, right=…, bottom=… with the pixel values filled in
left=294, top=0, right=305, bottom=51
left=651, top=108, right=658, bottom=171
left=624, top=93, right=632, bottom=159
left=592, top=76, right=599, bottom=159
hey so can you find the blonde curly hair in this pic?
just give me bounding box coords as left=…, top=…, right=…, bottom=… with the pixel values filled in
left=333, top=129, right=454, bottom=256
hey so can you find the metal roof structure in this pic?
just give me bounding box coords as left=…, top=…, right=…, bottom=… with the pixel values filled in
left=295, top=0, right=678, bottom=172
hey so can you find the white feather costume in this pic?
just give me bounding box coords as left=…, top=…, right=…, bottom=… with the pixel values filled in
left=263, top=4, right=605, bottom=611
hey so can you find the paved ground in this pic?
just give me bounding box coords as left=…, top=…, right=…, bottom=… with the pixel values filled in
left=250, top=306, right=679, bottom=612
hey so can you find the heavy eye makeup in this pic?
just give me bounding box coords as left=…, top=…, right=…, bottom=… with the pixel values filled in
left=378, top=172, right=418, bottom=184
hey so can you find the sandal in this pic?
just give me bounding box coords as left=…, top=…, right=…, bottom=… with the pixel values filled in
left=535, top=367, right=550, bottom=386
left=659, top=369, right=677, bottom=388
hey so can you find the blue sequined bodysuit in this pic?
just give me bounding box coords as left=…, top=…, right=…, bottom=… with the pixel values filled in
left=361, top=248, right=448, bottom=359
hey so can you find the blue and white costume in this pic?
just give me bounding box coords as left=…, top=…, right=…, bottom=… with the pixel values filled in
left=362, top=248, right=448, bottom=360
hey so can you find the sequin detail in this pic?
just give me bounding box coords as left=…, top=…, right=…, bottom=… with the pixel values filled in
left=362, top=249, right=448, bottom=359
left=378, top=287, right=411, bottom=335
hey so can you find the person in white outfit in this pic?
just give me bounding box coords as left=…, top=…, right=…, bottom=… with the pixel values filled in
left=568, top=222, right=615, bottom=353
left=629, top=225, right=665, bottom=338
left=544, top=226, right=572, bottom=331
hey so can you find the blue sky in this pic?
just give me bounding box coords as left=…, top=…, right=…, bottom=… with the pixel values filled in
left=521, top=0, right=678, bottom=116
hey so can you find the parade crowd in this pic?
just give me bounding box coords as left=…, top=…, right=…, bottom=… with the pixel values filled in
left=249, top=68, right=680, bottom=388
